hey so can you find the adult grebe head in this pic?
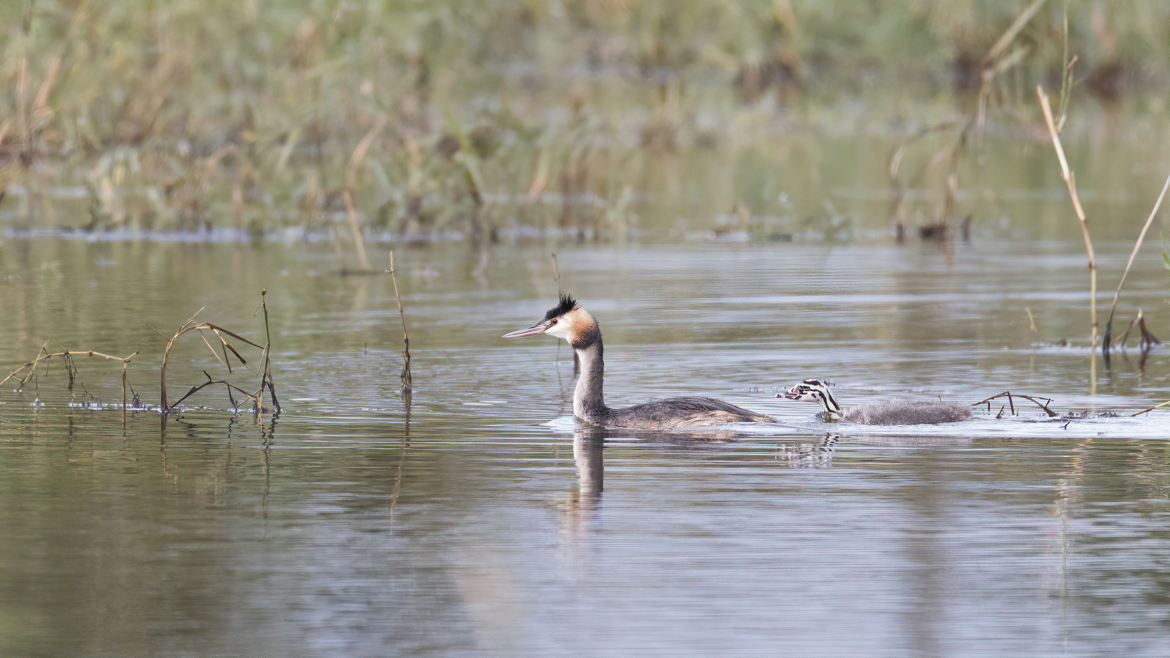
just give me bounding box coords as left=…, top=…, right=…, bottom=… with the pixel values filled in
left=502, top=293, right=600, bottom=348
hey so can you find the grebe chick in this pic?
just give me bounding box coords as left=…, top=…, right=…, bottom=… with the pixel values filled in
left=782, top=378, right=972, bottom=425
left=503, top=294, right=775, bottom=430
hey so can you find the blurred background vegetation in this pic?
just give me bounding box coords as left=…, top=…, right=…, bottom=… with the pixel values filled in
left=2, top=0, right=1169, bottom=246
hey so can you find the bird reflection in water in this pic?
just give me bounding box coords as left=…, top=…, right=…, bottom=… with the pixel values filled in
left=558, top=426, right=605, bottom=546
left=558, top=425, right=844, bottom=566
left=560, top=425, right=838, bottom=532
left=777, top=433, right=839, bottom=468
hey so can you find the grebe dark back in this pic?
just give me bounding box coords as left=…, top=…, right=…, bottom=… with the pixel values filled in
left=782, top=378, right=972, bottom=425
left=503, top=294, right=775, bottom=430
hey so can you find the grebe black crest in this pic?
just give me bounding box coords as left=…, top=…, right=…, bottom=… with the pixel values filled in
left=503, top=294, right=775, bottom=430
left=782, top=378, right=972, bottom=425
left=546, top=292, right=578, bottom=320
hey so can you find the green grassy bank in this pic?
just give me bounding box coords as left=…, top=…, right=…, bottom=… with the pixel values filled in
left=2, top=1, right=1169, bottom=244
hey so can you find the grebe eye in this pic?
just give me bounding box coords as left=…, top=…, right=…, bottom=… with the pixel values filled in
left=549, top=318, right=558, bottom=325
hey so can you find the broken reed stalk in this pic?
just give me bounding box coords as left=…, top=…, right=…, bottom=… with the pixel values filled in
left=972, top=391, right=1059, bottom=417
left=160, top=307, right=263, bottom=413
left=1114, top=308, right=1161, bottom=353
left=984, top=0, right=1048, bottom=63
left=257, top=289, right=281, bottom=416
left=121, top=360, right=127, bottom=423
left=167, top=370, right=263, bottom=411
left=343, top=118, right=388, bottom=272
left=386, top=251, right=413, bottom=395
left=1132, top=399, right=1170, bottom=417
left=972, top=0, right=1046, bottom=138
left=1, top=348, right=137, bottom=401
left=2, top=347, right=138, bottom=429
left=1036, top=86, right=1098, bottom=388
left=1102, top=169, right=1170, bottom=356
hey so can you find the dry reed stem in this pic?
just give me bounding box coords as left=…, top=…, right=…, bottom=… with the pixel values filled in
left=232, top=159, right=256, bottom=231
left=257, top=289, right=281, bottom=416
left=527, top=148, right=550, bottom=201
left=973, top=0, right=1046, bottom=139
left=1138, top=315, right=1161, bottom=352
left=1, top=348, right=136, bottom=391
left=15, top=2, right=32, bottom=160
left=16, top=63, right=28, bottom=160
left=343, top=118, right=388, bottom=271
left=941, top=172, right=958, bottom=227
left=1102, top=169, right=1170, bottom=354
left=1114, top=312, right=1140, bottom=349
left=1114, top=309, right=1161, bottom=354
left=1131, top=399, right=1170, bottom=417
left=32, top=54, right=62, bottom=120
left=386, top=252, right=413, bottom=395
left=120, top=357, right=131, bottom=427
left=1, top=348, right=137, bottom=427
left=1036, top=86, right=1099, bottom=386
left=985, top=0, right=1048, bottom=62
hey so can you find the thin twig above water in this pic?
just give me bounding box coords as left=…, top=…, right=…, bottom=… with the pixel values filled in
left=1102, top=170, right=1170, bottom=359
left=973, top=391, right=1059, bottom=417
left=386, top=251, right=413, bottom=398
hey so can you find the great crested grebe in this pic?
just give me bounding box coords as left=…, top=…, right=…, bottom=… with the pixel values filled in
left=782, top=378, right=972, bottom=425
left=503, top=294, right=775, bottom=430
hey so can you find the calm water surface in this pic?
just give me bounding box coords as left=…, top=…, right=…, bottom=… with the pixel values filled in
left=1, top=236, right=1168, bottom=654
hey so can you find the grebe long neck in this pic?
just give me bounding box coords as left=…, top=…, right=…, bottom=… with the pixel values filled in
left=572, top=325, right=608, bottom=423
left=818, top=387, right=843, bottom=419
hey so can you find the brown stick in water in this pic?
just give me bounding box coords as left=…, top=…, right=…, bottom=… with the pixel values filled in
left=386, top=252, right=413, bottom=396
left=972, top=391, right=1058, bottom=417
